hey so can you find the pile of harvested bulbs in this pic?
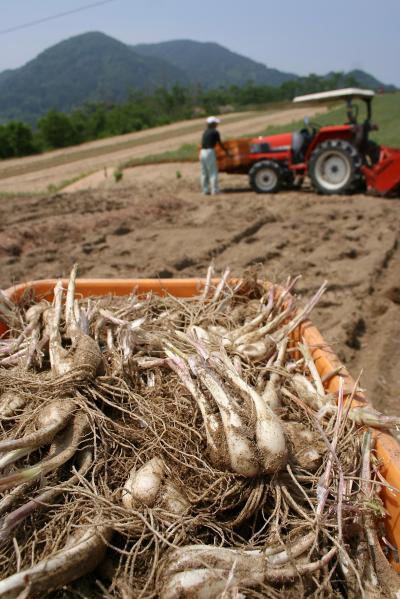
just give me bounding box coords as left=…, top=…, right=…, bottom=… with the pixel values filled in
left=0, top=265, right=399, bottom=599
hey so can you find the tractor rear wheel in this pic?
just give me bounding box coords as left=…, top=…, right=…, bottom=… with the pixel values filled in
left=309, top=140, right=361, bottom=194
left=249, top=160, right=281, bottom=193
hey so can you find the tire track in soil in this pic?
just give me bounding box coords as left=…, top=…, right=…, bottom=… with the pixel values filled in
left=346, top=234, right=400, bottom=414
left=167, top=196, right=400, bottom=415
left=172, top=215, right=277, bottom=271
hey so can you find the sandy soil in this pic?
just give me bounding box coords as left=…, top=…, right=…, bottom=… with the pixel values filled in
left=1, top=162, right=399, bottom=415
left=0, top=106, right=325, bottom=193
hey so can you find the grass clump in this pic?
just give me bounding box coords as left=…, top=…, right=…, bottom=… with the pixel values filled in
left=113, top=168, right=123, bottom=183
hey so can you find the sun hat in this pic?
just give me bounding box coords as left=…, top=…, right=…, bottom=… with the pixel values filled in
left=206, top=116, right=220, bottom=124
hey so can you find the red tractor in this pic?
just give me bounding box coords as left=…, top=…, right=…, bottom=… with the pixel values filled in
left=216, top=88, right=400, bottom=196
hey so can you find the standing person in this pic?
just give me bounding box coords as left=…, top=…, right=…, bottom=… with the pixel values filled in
left=200, top=116, right=230, bottom=195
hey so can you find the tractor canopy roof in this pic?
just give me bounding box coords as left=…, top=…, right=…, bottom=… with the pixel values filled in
left=293, top=88, right=375, bottom=103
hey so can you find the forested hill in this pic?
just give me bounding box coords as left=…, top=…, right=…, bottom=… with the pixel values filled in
left=132, top=40, right=297, bottom=88
left=0, top=32, right=395, bottom=125
left=347, top=69, right=396, bottom=92
left=0, top=32, right=188, bottom=124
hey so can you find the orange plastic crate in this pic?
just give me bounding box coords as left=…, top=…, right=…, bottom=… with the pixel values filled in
left=2, top=277, right=400, bottom=570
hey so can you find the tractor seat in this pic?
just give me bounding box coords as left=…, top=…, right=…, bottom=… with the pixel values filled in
left=352, top=121, right=381, bottom=165
left=292, top=129, right=311, bottom=163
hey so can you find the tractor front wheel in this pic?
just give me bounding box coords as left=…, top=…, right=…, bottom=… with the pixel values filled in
left=249, top=160, right=281, bottom=193
left=309, top=140, right=361, bottom=194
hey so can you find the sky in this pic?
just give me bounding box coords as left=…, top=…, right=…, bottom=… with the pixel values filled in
left=0, top=0, right=399, bottom=86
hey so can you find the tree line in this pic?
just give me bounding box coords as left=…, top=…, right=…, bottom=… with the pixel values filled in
left=0, top=72, right=359, bottom=160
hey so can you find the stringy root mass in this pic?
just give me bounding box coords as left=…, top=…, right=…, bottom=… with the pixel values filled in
left=0, top=265, right=397, bottom=599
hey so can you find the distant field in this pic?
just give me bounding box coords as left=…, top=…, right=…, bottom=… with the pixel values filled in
left=1, top=106, right=321, bottom=193
left=370, top=92, right=400, bottom=146
left=0, top=111, right=256, bottom=181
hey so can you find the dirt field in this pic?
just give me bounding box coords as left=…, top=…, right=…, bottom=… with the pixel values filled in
left=1, top=161, right=399, bottom=415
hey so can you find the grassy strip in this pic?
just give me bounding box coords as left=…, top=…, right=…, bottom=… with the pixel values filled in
left=368, top=92, right=400, bottom=147
left=0, top=171, right=94, bottom=198
left=120, top=144, right=198, bottom=169
left=46, top=171, right=95, bottom=193
left=0, top=191, right=42, bottom=200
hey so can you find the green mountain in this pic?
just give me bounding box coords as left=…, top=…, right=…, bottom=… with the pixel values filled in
left=0, top=32, right=188, bottom=124
left=348, top=69, right=396, bottom=92
left=133, top=39, right=297, bottom=88
left=0, top=32, right=395, bottom=125
left=322, top=69, right=395, bottom=92
left=0, top=70, right=13, bottom=84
